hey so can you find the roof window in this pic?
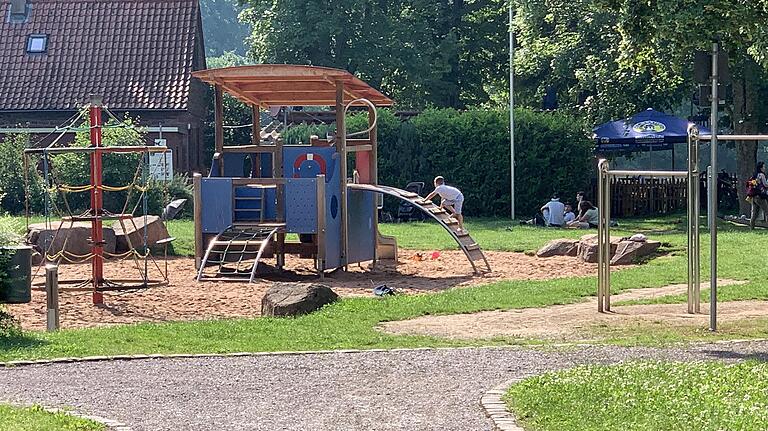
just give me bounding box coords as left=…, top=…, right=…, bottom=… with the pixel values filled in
left=26, top=34, right=47, bottom=53
left=8, top=0, right=30, bottom=23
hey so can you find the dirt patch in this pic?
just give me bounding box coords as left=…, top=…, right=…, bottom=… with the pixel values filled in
left=7, top=250, right=600, bottom=330
left=379, top=279, right=752, bottom=341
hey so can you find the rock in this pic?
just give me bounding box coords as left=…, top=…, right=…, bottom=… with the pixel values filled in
left=610, top=240, right=661, bottom=265
left=577, top=235, right=620, bottom=263
left=536, top=239, right=579, bottom=257
left=26, top=221, right=116, bottom=258
left=262, top=282, right=339, bottom=317
left=112, top=215, right=170, bottom=252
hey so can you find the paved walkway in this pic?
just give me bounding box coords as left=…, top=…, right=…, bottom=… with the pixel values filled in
left=1, top=342, right=767, bottom=431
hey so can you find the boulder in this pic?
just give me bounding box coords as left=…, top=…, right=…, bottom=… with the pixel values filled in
left=26, top=221, right=116, bottom=258
left=610, top=240, right=661, bottom=265
left=536, top=239, right=579, bottom=257
left=112, top=215, right=170, bottom=252
left=577, top=235, right=622, bottom=263
left=262, top=282, right=339, bottom=317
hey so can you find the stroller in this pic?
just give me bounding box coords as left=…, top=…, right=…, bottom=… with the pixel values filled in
left=397, top=181, right=426, bottom=222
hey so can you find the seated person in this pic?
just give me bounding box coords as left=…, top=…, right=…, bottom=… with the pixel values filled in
left=540, top=193, right=565, bottom=227
left=564, top=204, right=576, bottom=224
left=568, top=200, right=599, bottom=229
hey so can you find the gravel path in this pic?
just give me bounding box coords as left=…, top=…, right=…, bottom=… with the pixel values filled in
left=1, top=342, right=767, bottom=431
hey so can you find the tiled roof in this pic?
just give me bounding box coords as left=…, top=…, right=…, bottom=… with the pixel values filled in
left=0, top=0, right=203, bottom=111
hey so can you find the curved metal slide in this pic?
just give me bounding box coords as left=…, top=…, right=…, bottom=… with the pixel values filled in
left=348, top=183, right=491, bottom=274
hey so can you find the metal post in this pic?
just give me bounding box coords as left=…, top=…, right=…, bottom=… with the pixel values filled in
left=508, top=5, right=515, bottom=219
left=707, top=165, right=713, bottom=228
left=709, top=42, right=719, bottom=331
left=597, top=159, right=610, bottom=312
left=45, top=264, right=60, bottom=331
left=687, top=125, right=701, bottom=313
left=603, top=168, right=611, bottom=311
left=88, top=97, right=104, bottom=305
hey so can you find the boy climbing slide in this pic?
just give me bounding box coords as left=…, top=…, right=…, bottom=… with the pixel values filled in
left=425, top=176, right=466, bottom=232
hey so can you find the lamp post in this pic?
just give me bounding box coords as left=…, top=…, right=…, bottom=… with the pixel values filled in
left=509, top=5, right=515, bottom=219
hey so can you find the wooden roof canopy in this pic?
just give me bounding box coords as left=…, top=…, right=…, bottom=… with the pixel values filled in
left=192, top=65, right=393, bottom=107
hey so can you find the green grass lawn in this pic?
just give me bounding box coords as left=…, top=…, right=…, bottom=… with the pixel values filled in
left=0, top=404, right=104, bottom=431
left=1, top=215, right=768, bottom=360
left=504, top=361, right=768, bottom=431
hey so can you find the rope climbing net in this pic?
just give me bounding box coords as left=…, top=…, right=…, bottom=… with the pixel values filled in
left=22, top=100, right=173, bottom=302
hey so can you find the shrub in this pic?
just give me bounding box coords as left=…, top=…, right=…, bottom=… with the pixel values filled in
left=374, top=108, right=593, bottom=217
left=0, top=134, right=44, bottom=215
left=0, top=215, right=22, bottom=339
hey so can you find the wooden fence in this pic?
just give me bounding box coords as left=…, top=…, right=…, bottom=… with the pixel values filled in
left=591, top=173, right=739, bottom=218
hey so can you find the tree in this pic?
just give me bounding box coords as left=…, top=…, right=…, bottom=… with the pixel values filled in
left=597, top=0, right=768, bottom=214
left=200, top=0, right=253, bottom=56
left=240, top=0, right=507, bottom=109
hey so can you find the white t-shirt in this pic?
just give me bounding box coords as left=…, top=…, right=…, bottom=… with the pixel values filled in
left=543, top=199, right=565, bottom=226
left=434, top=184, right=462, bottom=201
left=564, top=211, right=576, bottom=223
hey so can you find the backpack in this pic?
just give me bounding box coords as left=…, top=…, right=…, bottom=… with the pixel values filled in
left=747, top=176, right=767, bottom=198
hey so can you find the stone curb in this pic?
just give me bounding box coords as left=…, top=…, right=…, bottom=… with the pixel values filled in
left=1, top=337, right=765, bottom=368
left=480, top=378, right=527, bottom=431
left=5, top=401, right=133, bottom=431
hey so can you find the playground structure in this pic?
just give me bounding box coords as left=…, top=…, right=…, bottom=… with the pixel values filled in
left=191, top=65, right=491, bottom=281
left=23, top=97, right=172, bottom=305
left=598, top=123, right=768, bottom=331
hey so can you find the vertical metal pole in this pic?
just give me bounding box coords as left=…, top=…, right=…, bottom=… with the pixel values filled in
left=89, top=97, right=104, bottom=305
left=687, top=126, right=701, bottom=314
left=604, top=169, right=612, bottom=311
left=597, top=159, right=609, bottom=312
left=710, top=43, right=719, bottom=331
left=45, top=264, right=59, bottom=331
left=707, top=165, right=713, bottom=228
left=508, top=5, right=515, bottom=219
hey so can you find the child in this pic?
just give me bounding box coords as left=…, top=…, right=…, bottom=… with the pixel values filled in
left=425, top=176, right=465, bottom=232
left=564, top=204, right=576, bottom=224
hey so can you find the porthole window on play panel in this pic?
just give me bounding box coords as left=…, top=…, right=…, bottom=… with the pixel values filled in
left=26, top=34, right=48, bottom=53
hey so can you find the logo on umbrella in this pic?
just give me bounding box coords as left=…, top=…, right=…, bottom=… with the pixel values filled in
left=632, top=120, right=666, bottom=134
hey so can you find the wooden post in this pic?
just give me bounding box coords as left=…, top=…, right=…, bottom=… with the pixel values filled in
left=193, top=173, right=203, bottom=270
left=214, top=85, right=224, bottom=175
left=336, top=81, right=348, bottom=268
left=252, top=104, right=261, bottom=178
left=88, top=97, right=104, bottom=305
left=316, top=175, right=326, bottom=277
left=45, top=264, right=59, bottom=332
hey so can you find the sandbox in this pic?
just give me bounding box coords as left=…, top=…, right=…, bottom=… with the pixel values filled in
left=8, top=250, right=599, bottom=330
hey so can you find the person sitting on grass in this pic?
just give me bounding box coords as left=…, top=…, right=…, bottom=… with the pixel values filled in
left=564, top=204, right=576, bottom=224
left=540, top=193, right=565, bottom=227
left=425, top=176, right=465, bottom=232
left=568, top=200, right=599, bottom=229
left=749, top=161, right=768, bottom=229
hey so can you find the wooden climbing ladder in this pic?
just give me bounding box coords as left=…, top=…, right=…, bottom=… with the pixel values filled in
left=347, top=183, right=491, bottom=274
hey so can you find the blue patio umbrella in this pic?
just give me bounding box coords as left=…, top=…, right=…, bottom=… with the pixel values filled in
left=594, top=108, right=710, bottom=152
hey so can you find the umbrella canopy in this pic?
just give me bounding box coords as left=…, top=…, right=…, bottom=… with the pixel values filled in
left=594, top=108, right=710, bottom=152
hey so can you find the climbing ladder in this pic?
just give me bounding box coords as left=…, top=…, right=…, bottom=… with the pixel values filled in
left=347, top=183, right=492, bottom=274
left=197, top=225, right=281, bottom=283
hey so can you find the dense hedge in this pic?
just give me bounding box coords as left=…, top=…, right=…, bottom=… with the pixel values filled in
left=287, top=108, right=594, bottom=217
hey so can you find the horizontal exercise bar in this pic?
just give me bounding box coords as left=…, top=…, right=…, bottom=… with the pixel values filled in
left=699, top=135, right=768, bottom=141
left=24, top=146, right=169, bottom=154
left=606, top=170, right=689, bottom=177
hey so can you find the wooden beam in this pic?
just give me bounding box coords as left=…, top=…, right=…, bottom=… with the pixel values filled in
left=336, top=80, right=348, bottom=267
left=214, top=85, right=224, bottom=175
left=346, top=144, right=373, bottom=152
left=252, top=105, right=261, bottom=177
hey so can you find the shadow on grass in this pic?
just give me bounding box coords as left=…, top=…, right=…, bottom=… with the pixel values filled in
left=0, top=333, right=48, bottom=351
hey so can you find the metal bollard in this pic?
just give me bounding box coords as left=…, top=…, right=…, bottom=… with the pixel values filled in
left=45, top=264, right=60, bottom=332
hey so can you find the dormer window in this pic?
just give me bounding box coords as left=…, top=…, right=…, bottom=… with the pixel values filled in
left=26, top=34, right=47, bottom=53
left=8, top=0, right=30, bottom=23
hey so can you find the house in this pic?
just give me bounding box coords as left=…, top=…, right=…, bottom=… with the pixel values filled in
left=0, top=0, right=208, bottom=173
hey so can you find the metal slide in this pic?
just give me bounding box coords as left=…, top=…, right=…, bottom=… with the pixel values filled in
left=197, top=226, right=281, bottom=283
left=348, top=183, right=491, bottom=274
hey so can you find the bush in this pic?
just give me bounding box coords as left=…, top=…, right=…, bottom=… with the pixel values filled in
left=0, top=215, right=22, bottom=339
left=0, top=134, right=44, bottom=214
left=374, top=108, right=593, bottom=217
